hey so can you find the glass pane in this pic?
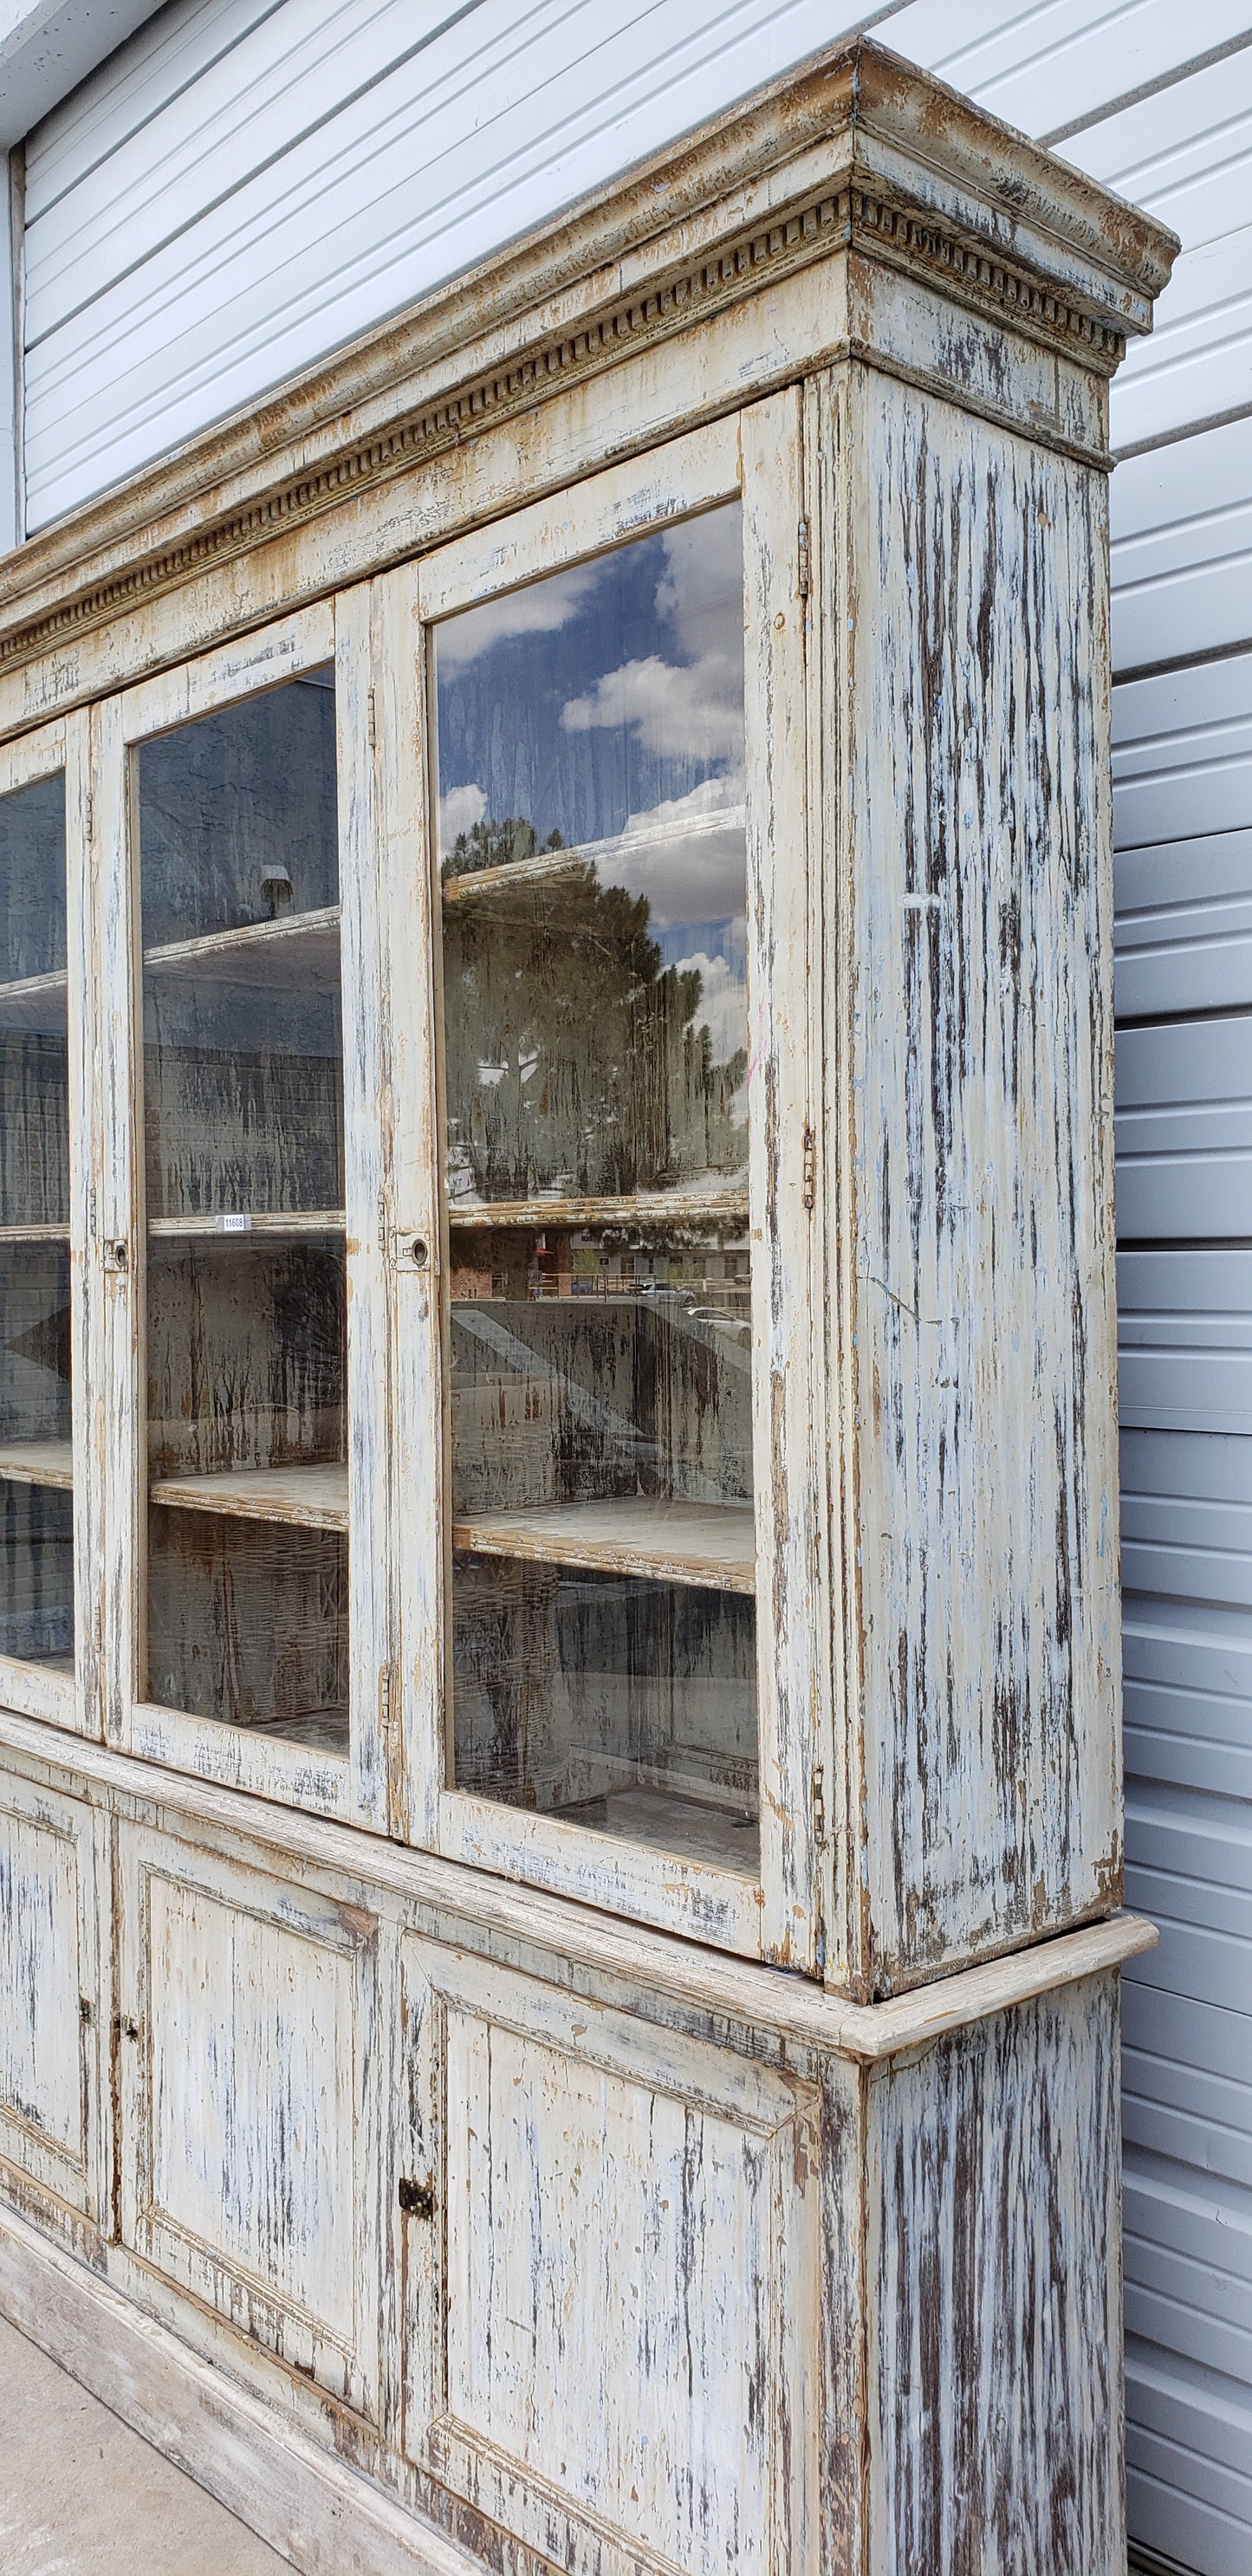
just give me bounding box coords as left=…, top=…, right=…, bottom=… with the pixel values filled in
left=434, top=504, right=759, bottom=1872
left=0, top=773, right=74, bottom=1676
left=139, top=672, right=348, bottom=1755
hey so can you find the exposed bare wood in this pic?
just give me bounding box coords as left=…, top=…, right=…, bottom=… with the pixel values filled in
left=0, top=966, right=67, bottom=1029
left=146, top=1210, right=346, bottom=1239
left=447, top=1188, right=748, bottom=1232
left=451, top=1496, right=755, bottom=1592
left=0, top=40, right=1180, bottom=2576
left=0, top=1437, right=74, bottom=1489
left=440, top=809, right=746, bottom=908
left=149, top=1463, right=349, bottom=1531
left=144, top=905, right=341, bottom=988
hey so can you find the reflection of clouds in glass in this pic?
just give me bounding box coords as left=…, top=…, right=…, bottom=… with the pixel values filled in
left=435, top=562, right=601, bottom=670
left=439, top=782, right=487, bottom=851
left=675, top=949, right=748, bottom=1067
left=561, top=650, right=741, bottom=762
left=561, top=508, right=743, bottom=768
left=607, top=780, right=745, bottom=931
left=655, top=509, right=743, bottom=664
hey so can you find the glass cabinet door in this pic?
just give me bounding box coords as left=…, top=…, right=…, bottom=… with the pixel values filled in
left=433, top=502, right=758, bottom=1873
left=134, top=664, right=349, bottom=1761
left=0, top=756, right=75, bottom=1697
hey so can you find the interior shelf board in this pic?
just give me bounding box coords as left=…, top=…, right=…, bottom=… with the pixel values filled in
left=448, top=1184, right=749, bottom=1232
left=0, top=1437, right=75, bottom=1490
left=440, top=808, right=746, bottom=907
left=0, top=964, right=68, bottom=1030
left=150, top=1462, right=347, bottom=1529
left=147, top=1210, right=346, bottom=1240
left=552, top=1782, right=760, bottom=1875
left=451, top=1496, right=756, bottom=1591
left=143, top=904, right=341, bottom=987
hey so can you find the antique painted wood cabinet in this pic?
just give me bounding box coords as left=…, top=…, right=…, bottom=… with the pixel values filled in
left=0, top=38, right=1177, bottom=2576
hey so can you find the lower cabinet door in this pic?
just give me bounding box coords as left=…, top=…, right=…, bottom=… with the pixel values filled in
left=400, top=1937, right=822, bottom=2576
left=0, top=1768, right=106, bottom=2221
left=115, top=1823, right=381, bottom=2419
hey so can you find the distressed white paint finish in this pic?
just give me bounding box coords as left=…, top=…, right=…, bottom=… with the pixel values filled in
left=0, top=1718, right=1145, bottom=2576
left=0, top=37, right=1181, bottom=2576
left=404, top=1941, right=821, bottom=2576
left=0, top=713, right=82, bottom=1731
left=117, top=1821, right=383, bottom=2418
left=867, top=1971, right=1126, bottom=2576
left=835, top=366, right=1120, bottom=1992
left=18, top=0, right=882, bottom=528
left=97, top=601, right=370, bottom=1824
left=0, top=1768, right=105, bottom=2218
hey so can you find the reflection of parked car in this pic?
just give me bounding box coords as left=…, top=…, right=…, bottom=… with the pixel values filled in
left=688, top=1307, right=752, bottom=1346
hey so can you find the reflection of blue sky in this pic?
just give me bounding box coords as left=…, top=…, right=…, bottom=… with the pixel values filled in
left=435, top=505, right=746, bottom=1025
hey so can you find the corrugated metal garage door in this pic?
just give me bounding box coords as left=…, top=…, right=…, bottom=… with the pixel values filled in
left=15, top=5, right=1252, bottom=2569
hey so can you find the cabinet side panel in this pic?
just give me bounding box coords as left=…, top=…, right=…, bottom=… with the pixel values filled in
left=841, top=368, right=1119, bottom=1989
left=866, top=1973, right=1125, bottom=2576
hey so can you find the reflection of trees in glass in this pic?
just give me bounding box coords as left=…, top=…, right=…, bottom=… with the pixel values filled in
left=443, top=816, right=747, bottom=1198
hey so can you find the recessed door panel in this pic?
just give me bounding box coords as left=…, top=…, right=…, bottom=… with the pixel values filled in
left=117, top=1826, right=380, bottom=2416
left=0, top=1773, right=103, bottom=2216
left=402, top=1939, right=820, bottom=2575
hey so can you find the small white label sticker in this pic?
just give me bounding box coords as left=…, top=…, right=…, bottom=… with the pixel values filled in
left=217, top=1213, right=253, bottom=1234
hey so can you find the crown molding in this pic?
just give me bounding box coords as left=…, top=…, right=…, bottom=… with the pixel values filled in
left=0, top=36, right=1178, bottom=694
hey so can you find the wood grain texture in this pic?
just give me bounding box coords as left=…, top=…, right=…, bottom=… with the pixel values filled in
left=0, top=1437, right=74, bottom=1487
left=404, top=1937, right=822, bottom=2576
left=116, top=1821, right=383, bottom=2420
left=834, top=367, right=1120, bottom=1997
left=866, top=1972, right=1125, bottom=2576
left=0, top=1769, right=105, bottom=2220
left=0, top=47, right=1179, bottom=2572
left=451, top=1497, right=755, bottom=1590
left=0, top=2197, right=486, bottom=2576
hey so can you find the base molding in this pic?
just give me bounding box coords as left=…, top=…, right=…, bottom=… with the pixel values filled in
left=1128, top=2550, right=1199, bottom=2576
left=0, top=2202, right=478, bottom=2576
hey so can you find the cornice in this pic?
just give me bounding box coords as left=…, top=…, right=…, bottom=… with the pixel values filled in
left=0, top=36, right=1178, bottom=694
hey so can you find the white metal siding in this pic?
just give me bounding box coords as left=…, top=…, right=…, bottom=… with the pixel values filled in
left=15, top=5, right=1252, bottom=2569
left=20, top=0, right=885, bottom=529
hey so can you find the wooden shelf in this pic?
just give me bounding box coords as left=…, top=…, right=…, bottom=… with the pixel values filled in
left=150, top=1463, right=347, bottom=1529
left=448, top=1185, right=748, bottom=1233
left=144, top=905, right=341, bottom=990
left=147, top=1210, right=346, bottom=1241
left=441, top=808, right=745, bottom=908
left=0, top=966, right=68, bottom=1032
left=0, top=1438, right=74, bottom=1490
left=452, top=1496, right=756, bottom=1593
left=551, top=1782, right=759, bottom=1873
left=252, top=1707, right=348, bottom=1755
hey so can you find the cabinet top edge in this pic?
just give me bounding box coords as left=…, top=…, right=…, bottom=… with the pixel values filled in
left=0, top=37, right=1177, bottom=678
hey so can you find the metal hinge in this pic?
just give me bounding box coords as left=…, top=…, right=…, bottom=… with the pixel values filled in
left=399, top=2176, right=436, bottom=2221
left=801, top=1124, right=817, bottom=1212
left=811, top=1764, right=827, bottom=1849
left=797, top=517, right=811, bottom=600
left=367, top=689, right=377, bottom=752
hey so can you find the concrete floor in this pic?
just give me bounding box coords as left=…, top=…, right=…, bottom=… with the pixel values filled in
left=0, top=2312, right=291, bottom=2574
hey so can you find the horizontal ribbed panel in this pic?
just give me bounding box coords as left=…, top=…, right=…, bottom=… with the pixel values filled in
left=20, top=0, right=879, bottom=528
